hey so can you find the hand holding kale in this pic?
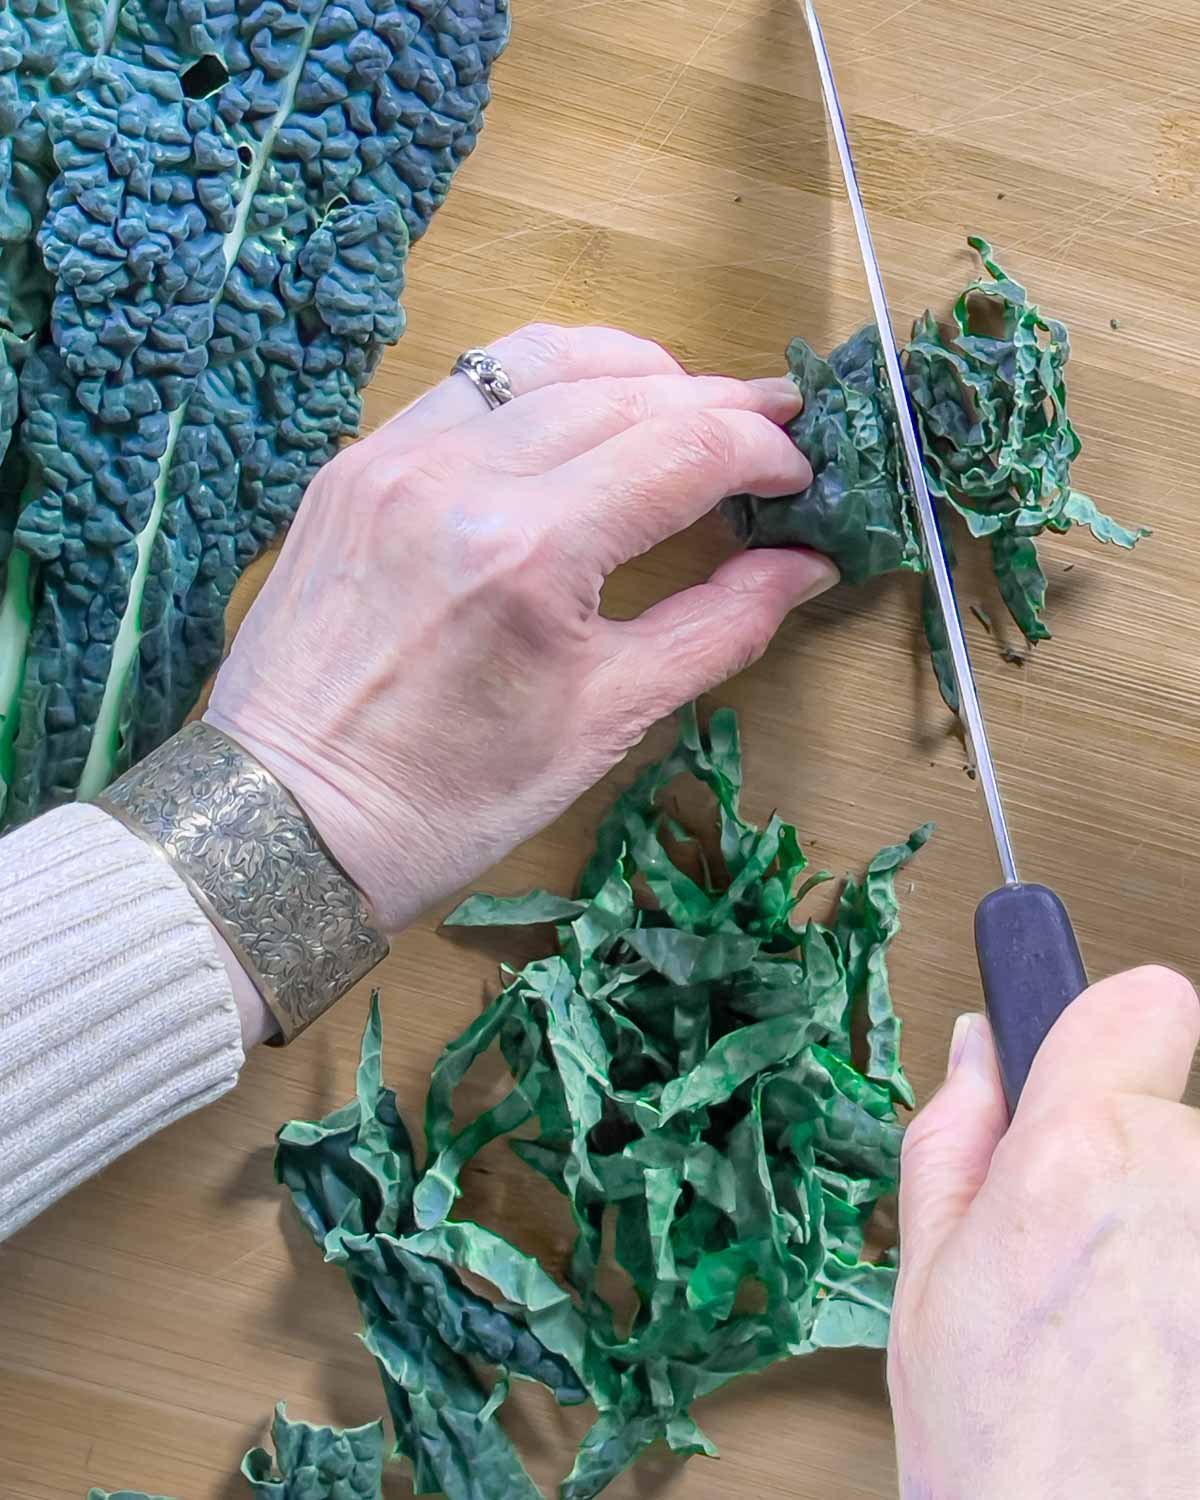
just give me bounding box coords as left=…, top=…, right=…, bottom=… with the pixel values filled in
left=724, top=238, right=1148, bottom=705
left=205, top=327, right=833, bottom=935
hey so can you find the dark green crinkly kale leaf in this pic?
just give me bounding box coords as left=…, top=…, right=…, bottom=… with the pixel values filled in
left=89, top=1402, right=388, bottom=1500
left=0, top=0, right=81, bottom=480
left=0, top=0, right=511, bottom=829
left=724, top=238, right=1147, bottom=704
left=277, top=705, right=924, bottom=1497
left=722, top=326, right=919, bottom=584
left=241, top=1404, right=386, bottom=1499
left=87, top=1493, right=176, bottom=1500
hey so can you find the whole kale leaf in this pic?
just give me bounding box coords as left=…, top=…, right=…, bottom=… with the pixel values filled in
left=276, top=705, right=926, bottom=1498
left=0, top=0, right=510, bottom=829
left=723, top=237, right=1148, bottom=707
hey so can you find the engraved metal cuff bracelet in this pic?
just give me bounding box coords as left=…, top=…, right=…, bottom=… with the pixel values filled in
left=98, top=722, right=389, bottom=1043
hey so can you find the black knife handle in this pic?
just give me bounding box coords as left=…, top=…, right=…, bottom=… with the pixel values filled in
left=974, top=883, right=1088, bottom=1116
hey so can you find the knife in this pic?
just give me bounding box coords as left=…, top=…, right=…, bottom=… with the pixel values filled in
left=802, top=0, right=1088, bottom=1114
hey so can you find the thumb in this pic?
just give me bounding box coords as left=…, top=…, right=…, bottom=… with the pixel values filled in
left=899, top=1013, right=1009, bottom=1277
left=598, top=547, right=838, bottom=717
left=1018, top=964, right=1199, bottom=1115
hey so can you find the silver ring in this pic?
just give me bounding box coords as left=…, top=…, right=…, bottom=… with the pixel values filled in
left=452, top=348, right=515, bottom=410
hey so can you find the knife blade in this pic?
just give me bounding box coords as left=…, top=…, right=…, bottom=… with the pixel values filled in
left=802, top=0, right=1088, bottom=1112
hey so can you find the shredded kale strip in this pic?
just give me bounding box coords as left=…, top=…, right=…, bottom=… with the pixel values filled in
left=274, top=706, right=926, bottom=1498
left=724, top=237, right=1148, bottom=708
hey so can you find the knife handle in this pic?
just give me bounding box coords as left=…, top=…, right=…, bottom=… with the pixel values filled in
left=974, top=883, right=1088, bottom=1117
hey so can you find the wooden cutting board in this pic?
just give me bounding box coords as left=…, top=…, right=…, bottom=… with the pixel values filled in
left=4, top=1, right=1200, bottom=1495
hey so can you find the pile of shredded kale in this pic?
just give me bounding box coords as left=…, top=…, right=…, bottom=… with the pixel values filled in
left=724, top=237, right=1148, bottom=707
left=268, top=706, right=925, bottom=1498
left=0, top=0, right=509, bottom=830
left=91, top=707, right=925, bottom=1500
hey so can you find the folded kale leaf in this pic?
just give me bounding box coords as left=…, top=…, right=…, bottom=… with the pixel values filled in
left=723, top=237, right=1147, bottom=707
left=276, top=705, right=927, bottom=1497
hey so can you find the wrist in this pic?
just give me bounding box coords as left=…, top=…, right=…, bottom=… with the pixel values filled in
left=200, top=709, right=427, bottom=934
left=207, top=921, right=280, bottom=1048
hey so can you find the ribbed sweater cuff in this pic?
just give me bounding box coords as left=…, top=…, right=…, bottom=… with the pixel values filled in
left=0, top=803, right=244, bottom=1239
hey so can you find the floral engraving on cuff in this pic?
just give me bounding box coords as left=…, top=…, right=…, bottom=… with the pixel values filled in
left=101, top=723, right=388, bottom=1041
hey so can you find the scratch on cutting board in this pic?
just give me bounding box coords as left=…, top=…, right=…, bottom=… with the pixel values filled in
left=844, top=0, right=930, bottom=54
left=1009, top=84, right=1196, bottom=258
left=923, top=81, right=1113, bottom=143
left=520, top=0, right=614, bottom=20
left=1044, top=186, right=1147, bottom=267
left=914, top=72, right=1049, bottom=140
left=530, top=0, right=742, bottom=319
left=648, top=4, right=742, bottom=164
left=1130, top=210, right=1200, bottom=244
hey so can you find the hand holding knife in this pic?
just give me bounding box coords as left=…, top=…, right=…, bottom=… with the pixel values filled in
left=802, top=0, right=1088, bottom=1114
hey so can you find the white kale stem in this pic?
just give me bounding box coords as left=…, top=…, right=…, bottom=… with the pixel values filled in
left=0, top=0, right=123, bottom=811
left=77, top=4, right=330, bottom=799
left=0, top=549, right=32, bottom=803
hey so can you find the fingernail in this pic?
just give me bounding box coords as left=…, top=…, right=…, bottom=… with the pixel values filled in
left=785, top=548, right=840, bottom=603
left=947, top=1013, right=983, bottom=1077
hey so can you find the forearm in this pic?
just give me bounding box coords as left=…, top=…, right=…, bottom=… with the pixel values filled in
left=0, top=803, right=245, bottom=1240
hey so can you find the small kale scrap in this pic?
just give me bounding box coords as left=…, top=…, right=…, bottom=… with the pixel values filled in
left=276, top=706, right=927, bottom=1498
left=724, top=237, right=1147, bottom=707
left=87, top=1404, right=386, bottom=1500
left=239, top=1406, right=385, bottom=1500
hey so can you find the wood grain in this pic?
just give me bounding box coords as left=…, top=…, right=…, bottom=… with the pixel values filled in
left=4, top=0, right=1200, bottom=1495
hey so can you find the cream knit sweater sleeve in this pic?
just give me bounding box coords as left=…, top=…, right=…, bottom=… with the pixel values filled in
left=0, top=803, right=245, bottom=1240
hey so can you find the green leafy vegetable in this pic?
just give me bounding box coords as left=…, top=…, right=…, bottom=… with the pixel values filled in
left=88, top=1403, right=387, bottom=1500
left=724, top=237, right=1148, bottom=707
left=0, top=0, right=510, bottom=829
left=241, top=1405, right=386, bottom=1500
left=87, top=1493, right=174, bottom=1500
left=87, top=1493, right=176, bottom=1500
left=276, top=706, right=926, bottom=1496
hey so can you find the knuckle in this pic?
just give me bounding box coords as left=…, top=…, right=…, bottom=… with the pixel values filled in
left=511, top=321, right=575, bottom=371
left=382, top=449, right=454, bottom=506
left=608, top=703, right=657, bottom=754
left=456, top=519, right=539, bottom=586
left=602, top=378, right=655, bottom=427
left=621, top=331, right=682, bottom=374
left=321, top=438, right=447, bottom=507
left=703, top=587, right=777, bottom=674
left=1005, top=1095, right=1139, bottom=1202
left=676, top=410, right=739, bottom=473
left=316, top=440, right=361, bottom=490
left=730, top=617, right=773, bottom=674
